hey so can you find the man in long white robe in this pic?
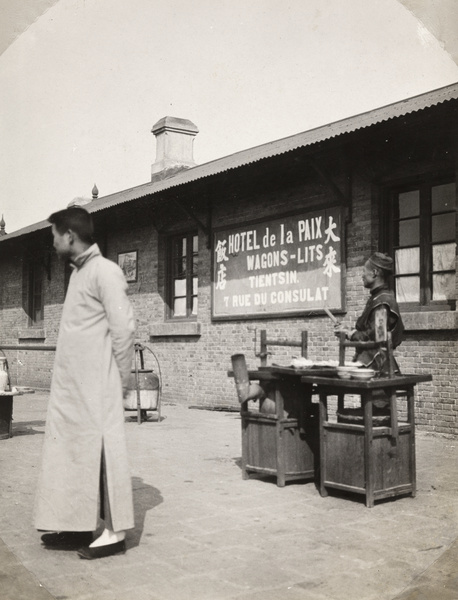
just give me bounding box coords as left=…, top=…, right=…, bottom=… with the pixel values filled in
left=34, top=207, right=135, bottom=559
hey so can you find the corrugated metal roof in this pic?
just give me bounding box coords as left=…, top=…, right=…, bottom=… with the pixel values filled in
left=2, top=82, right=458, bottom=243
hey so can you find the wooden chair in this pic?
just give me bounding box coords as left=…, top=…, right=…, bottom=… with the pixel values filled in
left=337, top=307, right=400, bottom=443
left=257, top=329, right=308, bottom=366
left=256, top=328, right=310, bottom=418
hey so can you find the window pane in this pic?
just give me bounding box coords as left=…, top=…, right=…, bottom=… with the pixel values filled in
left=173, top=238, right=185, bottom=259
left=433, top=273, right=455, bottom=301
left=398, top=190, right=420, bottom=218
left=173, top=257, right=186, bottom=277
left=173, top=297, right=186, bottom=316
left=432, top=183, right=456, bottom=213
left=29, top=263, right=43, bottom=324
left=432, top=214, right=455, bottom=243
left=396, top=276, right=420, bottom=303
left=169, top=232, right=198, bottom=319
left=399, top=219, right=420, bottom=246
left=174, top=279, right=186, bottom=297
left=192, top=254, right=198, bottom=274
left=433, top=243, right=456, bottom=272
left=173, top=237, right=187, bottom=277
left=395, top=248, right=419, bottom=274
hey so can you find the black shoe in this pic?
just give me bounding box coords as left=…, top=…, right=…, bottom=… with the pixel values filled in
left=41, top=531, right=93, bottom=548
left=77, top=539, right=126, bottom=560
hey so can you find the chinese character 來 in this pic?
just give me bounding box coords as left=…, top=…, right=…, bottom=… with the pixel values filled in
left=323, top=246, right=341, bottom=278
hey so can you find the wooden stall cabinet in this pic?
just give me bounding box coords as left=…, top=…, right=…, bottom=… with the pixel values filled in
left=240, top=369, right=318, bottom=487
left=0, top=393, right=14, bottom=439
left=230, top=331, right=318, bottom=488
left=301, top=374, right=432, bottom=507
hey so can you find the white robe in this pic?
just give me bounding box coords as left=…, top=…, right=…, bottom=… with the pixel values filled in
left=34, top=244, right=135, bottom=532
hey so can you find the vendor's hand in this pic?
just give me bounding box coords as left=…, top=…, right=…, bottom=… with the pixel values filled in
left=333, top=324, right=350, bottom=338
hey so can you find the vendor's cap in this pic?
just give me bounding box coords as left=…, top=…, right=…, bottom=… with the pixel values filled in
left=368, top=252, right=394, bottom=272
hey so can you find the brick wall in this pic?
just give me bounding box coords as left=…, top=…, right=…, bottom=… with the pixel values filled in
left=398, top=333, right=458, bottom=435
left=0, top=247, right=64, bottom=389
left=0, top=164, right=456, bottom=435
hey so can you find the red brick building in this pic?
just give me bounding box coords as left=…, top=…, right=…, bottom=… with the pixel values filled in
left=1, top=85, right=457, bottom=435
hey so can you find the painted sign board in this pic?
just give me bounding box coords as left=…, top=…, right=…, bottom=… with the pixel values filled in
left=212, top=207, right=344, bottom=319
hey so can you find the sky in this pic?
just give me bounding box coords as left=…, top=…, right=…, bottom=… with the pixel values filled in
left=1, top=0, right=458, bottom=234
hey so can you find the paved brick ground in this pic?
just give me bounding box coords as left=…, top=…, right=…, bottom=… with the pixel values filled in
left=0, top=392, right=457, bottom=600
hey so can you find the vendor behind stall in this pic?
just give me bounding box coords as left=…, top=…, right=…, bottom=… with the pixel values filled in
left=334, top=252, right=404, bottom=375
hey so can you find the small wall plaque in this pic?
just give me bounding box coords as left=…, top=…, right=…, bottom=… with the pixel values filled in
left=118, top=250, right=138, bottom=283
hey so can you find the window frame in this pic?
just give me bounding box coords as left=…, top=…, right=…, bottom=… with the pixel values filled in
left=382, top=174, right=456, bottom=312
left=166, top=231, right=198, bottom=320
left=27, top=259, right=44, bottom=326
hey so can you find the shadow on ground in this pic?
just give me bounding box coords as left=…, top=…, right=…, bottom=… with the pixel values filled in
left=12, top=420, right=46, bottom=436
left=128, top=476, right=163, bottom=548
left=393, top=537, right=458, bottom=599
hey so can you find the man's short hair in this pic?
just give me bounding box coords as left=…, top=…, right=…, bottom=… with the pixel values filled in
left=48, top=207, right=94, bottom=244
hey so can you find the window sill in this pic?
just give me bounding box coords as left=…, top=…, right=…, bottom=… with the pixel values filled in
left=18, top=329, right=46, bottom=340
left=402, top=312, right=458, bottom=331
left=149, top=322, right=201, bottom=338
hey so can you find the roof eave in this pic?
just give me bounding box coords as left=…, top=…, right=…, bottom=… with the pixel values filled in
left=2, top=81, right=458, bottom=243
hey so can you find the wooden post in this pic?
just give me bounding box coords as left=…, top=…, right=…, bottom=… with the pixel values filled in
left=241, top=400, right=249, bottom=480
left=260, top=329, right=267, bottom=367
left=389, top=390, right=399, bottom=449
left=337, top=393, right=344, bottom=413
left=301, top=331, right=308, bottom=359
left=339, top=331, right=346, bottom=366
left=408, top=385, right=416, bottom=497
left=275, top=386, right=286, bottom=487
left=363, top=391, right=375, bottom=508
left=319, top=391, right=329, bottom=497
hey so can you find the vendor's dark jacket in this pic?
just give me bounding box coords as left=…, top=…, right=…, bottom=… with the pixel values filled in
left=350, top=284, right=404, bottom=372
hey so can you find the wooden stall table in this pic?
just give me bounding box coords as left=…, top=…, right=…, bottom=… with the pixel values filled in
left=0, top=391, right=16, bottom=440
left=300, top=373, right=432, bottom=507
left=228, top=365, right=332, bottom=487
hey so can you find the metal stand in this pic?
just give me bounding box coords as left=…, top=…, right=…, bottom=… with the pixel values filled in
left=133, top=345, right=143, bottom=425
left=128, top=343, right=162, bottom=424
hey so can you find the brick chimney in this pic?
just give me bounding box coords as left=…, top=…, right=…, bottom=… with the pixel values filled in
left=151, top=116, right=198, bottom=182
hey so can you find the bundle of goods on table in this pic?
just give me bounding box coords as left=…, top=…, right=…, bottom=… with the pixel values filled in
left=229, top=358, right=431, bottom=507
left=240, top=358, right=377, bottom=391
left=284, top=357, right=374, bottom=378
